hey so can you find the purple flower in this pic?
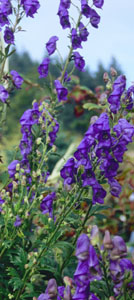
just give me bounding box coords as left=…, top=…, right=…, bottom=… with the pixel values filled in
left=108, top=178, right=122, bottom=197
left=0, top=85, right=9, bottom=102
left=21, top=0, right=40, bottom=18
left=10, top=70, right=24, bottom=89
left=79, top=22, right=89, bottom=42
left=4, top=27, right=14, bottom=44
left=75, top=234, right=90, bottom=261
left=73, top=52, right=85, bottom=71
left=54, top=80, right=68, bottom=102
left=46, top=36, right=59, bottom=56
left=90, top=9, right=100, bottom=28
left=0, top=0, right=12, bottom=16
left=40, top=192, right=56, bottom=218
left=89, top=294, right=100, bottom=300
left=59, top=0, right=71, bottom=9
left=108, top=75, right=126, bottom=113
left=57, top=7, right=70, bottom=29
left=14, top=216, right=22, bottom=227
left=71, top=28, right=82, bottom=50
left=8, top=160, right=19, bottom=178
left=60, top=157, right=76, bottom=185
left=113, top=118, right=134, bottom=145
left=93, top=0, right=104, bottom=9
left=81, top=0, right=91, bottom=18
left=92, top=181, right=106, bottom=204
left=38, top=57, right=50, bottom=78
left=0, top=14, right=9, bottom=27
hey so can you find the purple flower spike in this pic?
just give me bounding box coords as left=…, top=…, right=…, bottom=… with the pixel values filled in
left=4, top=27, right=14, bottom=44
left=54, top=80, right=68, bottom=102
left=10, top=70, right=24, bottom=89
left=38, top=57, right=50, bottom=78
left=46, top=36, right=59, bottom=56
left=0, top=85, right=9, bottom=102
left=71, top=28, right=82, bottom=50
left=93, top=0, right=104, bottom=9
left=75, top=234, right=90, bottom=261
left=73, top=52, right=85, bottom=71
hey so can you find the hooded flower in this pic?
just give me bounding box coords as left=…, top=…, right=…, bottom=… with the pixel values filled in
left=10, top=70, right=24, bottom=89
left=73, top=52, right=85, bottom=71
left=46, top=36, right=59, bottom=56
left=0, top=85, right=9, bottom=102
left=54, top=80, right=68, bottom=101
left=38, top=57, right=50, bottom=78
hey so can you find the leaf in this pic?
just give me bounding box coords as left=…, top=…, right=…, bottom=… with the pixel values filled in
left=7, top=267, right=22, bottom=291
left=83, top=103, right=101, bottom=110
left=89, top=204, right=110, bottom=217
left=0, top=171, right=9, bottom=188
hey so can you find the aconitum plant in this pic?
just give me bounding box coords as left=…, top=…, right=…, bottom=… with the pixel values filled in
left=0, top=1, right=134, bottom=300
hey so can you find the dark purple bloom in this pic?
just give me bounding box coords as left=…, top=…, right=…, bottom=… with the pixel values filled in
left=46, top=36, right=59, bottom=56
left=59, top=0, right=71, bottom=9
left=38, top=57, right=50, bottom=78
left=113, top=118, right=134, bottom=145
left=93, top=0, right=104, bottom=9
left=4, top=27, right=14, bottom=44
left=108, top=178, right=122, bottom=197
left=0, top=197, right=5, bottom=205
left=58, top=7, right=70, bottom=29
left=0, top=0, right=12, bottom=15
left=0, top=14, right=9, bottom=27
left=8, top=160, right=19, bottom=178
left=0, top=85, right=9, bottom=102
left=19, top=135, right=32, bottom=157
left=108, top=75, right=126, bottom=113
left=73, top=52, right=85, bottom=71
left=81, top=0, right=91, bottom=18
left=71, top=28, right=82, bottom=50
left=88, top=244, right=102, bottom=281
left=10, top=70, right=24, bottom=89
left=110, top=236, right=127, bottom=260
left=21, top=0, right=40, bottom=18
left=40, top=192, right=56, bottom=218
left=124, top=85, right=134, bottom=110
left=54, top=80, right=68, bottom=101
left=14, top=216, right=22, bottom=227
left=89, top=294, right=100, bottom=300
left=63, top=71, right=71, bottom=83
left=75, top=234, right=90, bottom=261
left=90, top=9, right=100, bottom=28
left=79, top=22, right=89, bottom=42
left=60, top=157, right=76, bottom=185
left=92, top=181, right=106, bottom=204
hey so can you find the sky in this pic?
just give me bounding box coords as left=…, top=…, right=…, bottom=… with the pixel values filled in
left=15, top=0, right=134, bottom=86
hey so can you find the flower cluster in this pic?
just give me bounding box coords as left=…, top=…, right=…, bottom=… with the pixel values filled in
left=38, top=0, right=104, bottom=103
left=103, top=230, right=134, bottom=296
left=61, top=75, right=134, bottom=202
left=73, top=233, right=101, bottom=299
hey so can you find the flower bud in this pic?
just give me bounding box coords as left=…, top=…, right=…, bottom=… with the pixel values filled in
left=106, top=80, right=112, bottom=90
left=90, top=116, right=98, bottom=125
left=52, top=145, right=57, bottom=152
left=110, top=67, right=117, bottom=77
left=36, top=169, right=41, bottom=176
left=36, top=137, right=42, bottom=145
left=103, top=72, right=109, bottom=82
left=16, top=163, right=20, bottom=171
left=46, top=278, right=58, bottom=298
left=14, top=173, right=19, bottom=179
left=103, top=230, right=113, bottom=250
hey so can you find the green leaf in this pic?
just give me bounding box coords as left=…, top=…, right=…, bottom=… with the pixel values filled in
left=0, top=171, right=9, bottom=188
left=83, top=103, right=101, bottom=110
left=89, top=204, right=110, bottom=217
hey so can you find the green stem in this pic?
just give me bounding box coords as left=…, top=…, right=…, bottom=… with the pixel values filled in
left=60, top=201, right=92, bottom=272
left=15, top=188, right=83, bottom=299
